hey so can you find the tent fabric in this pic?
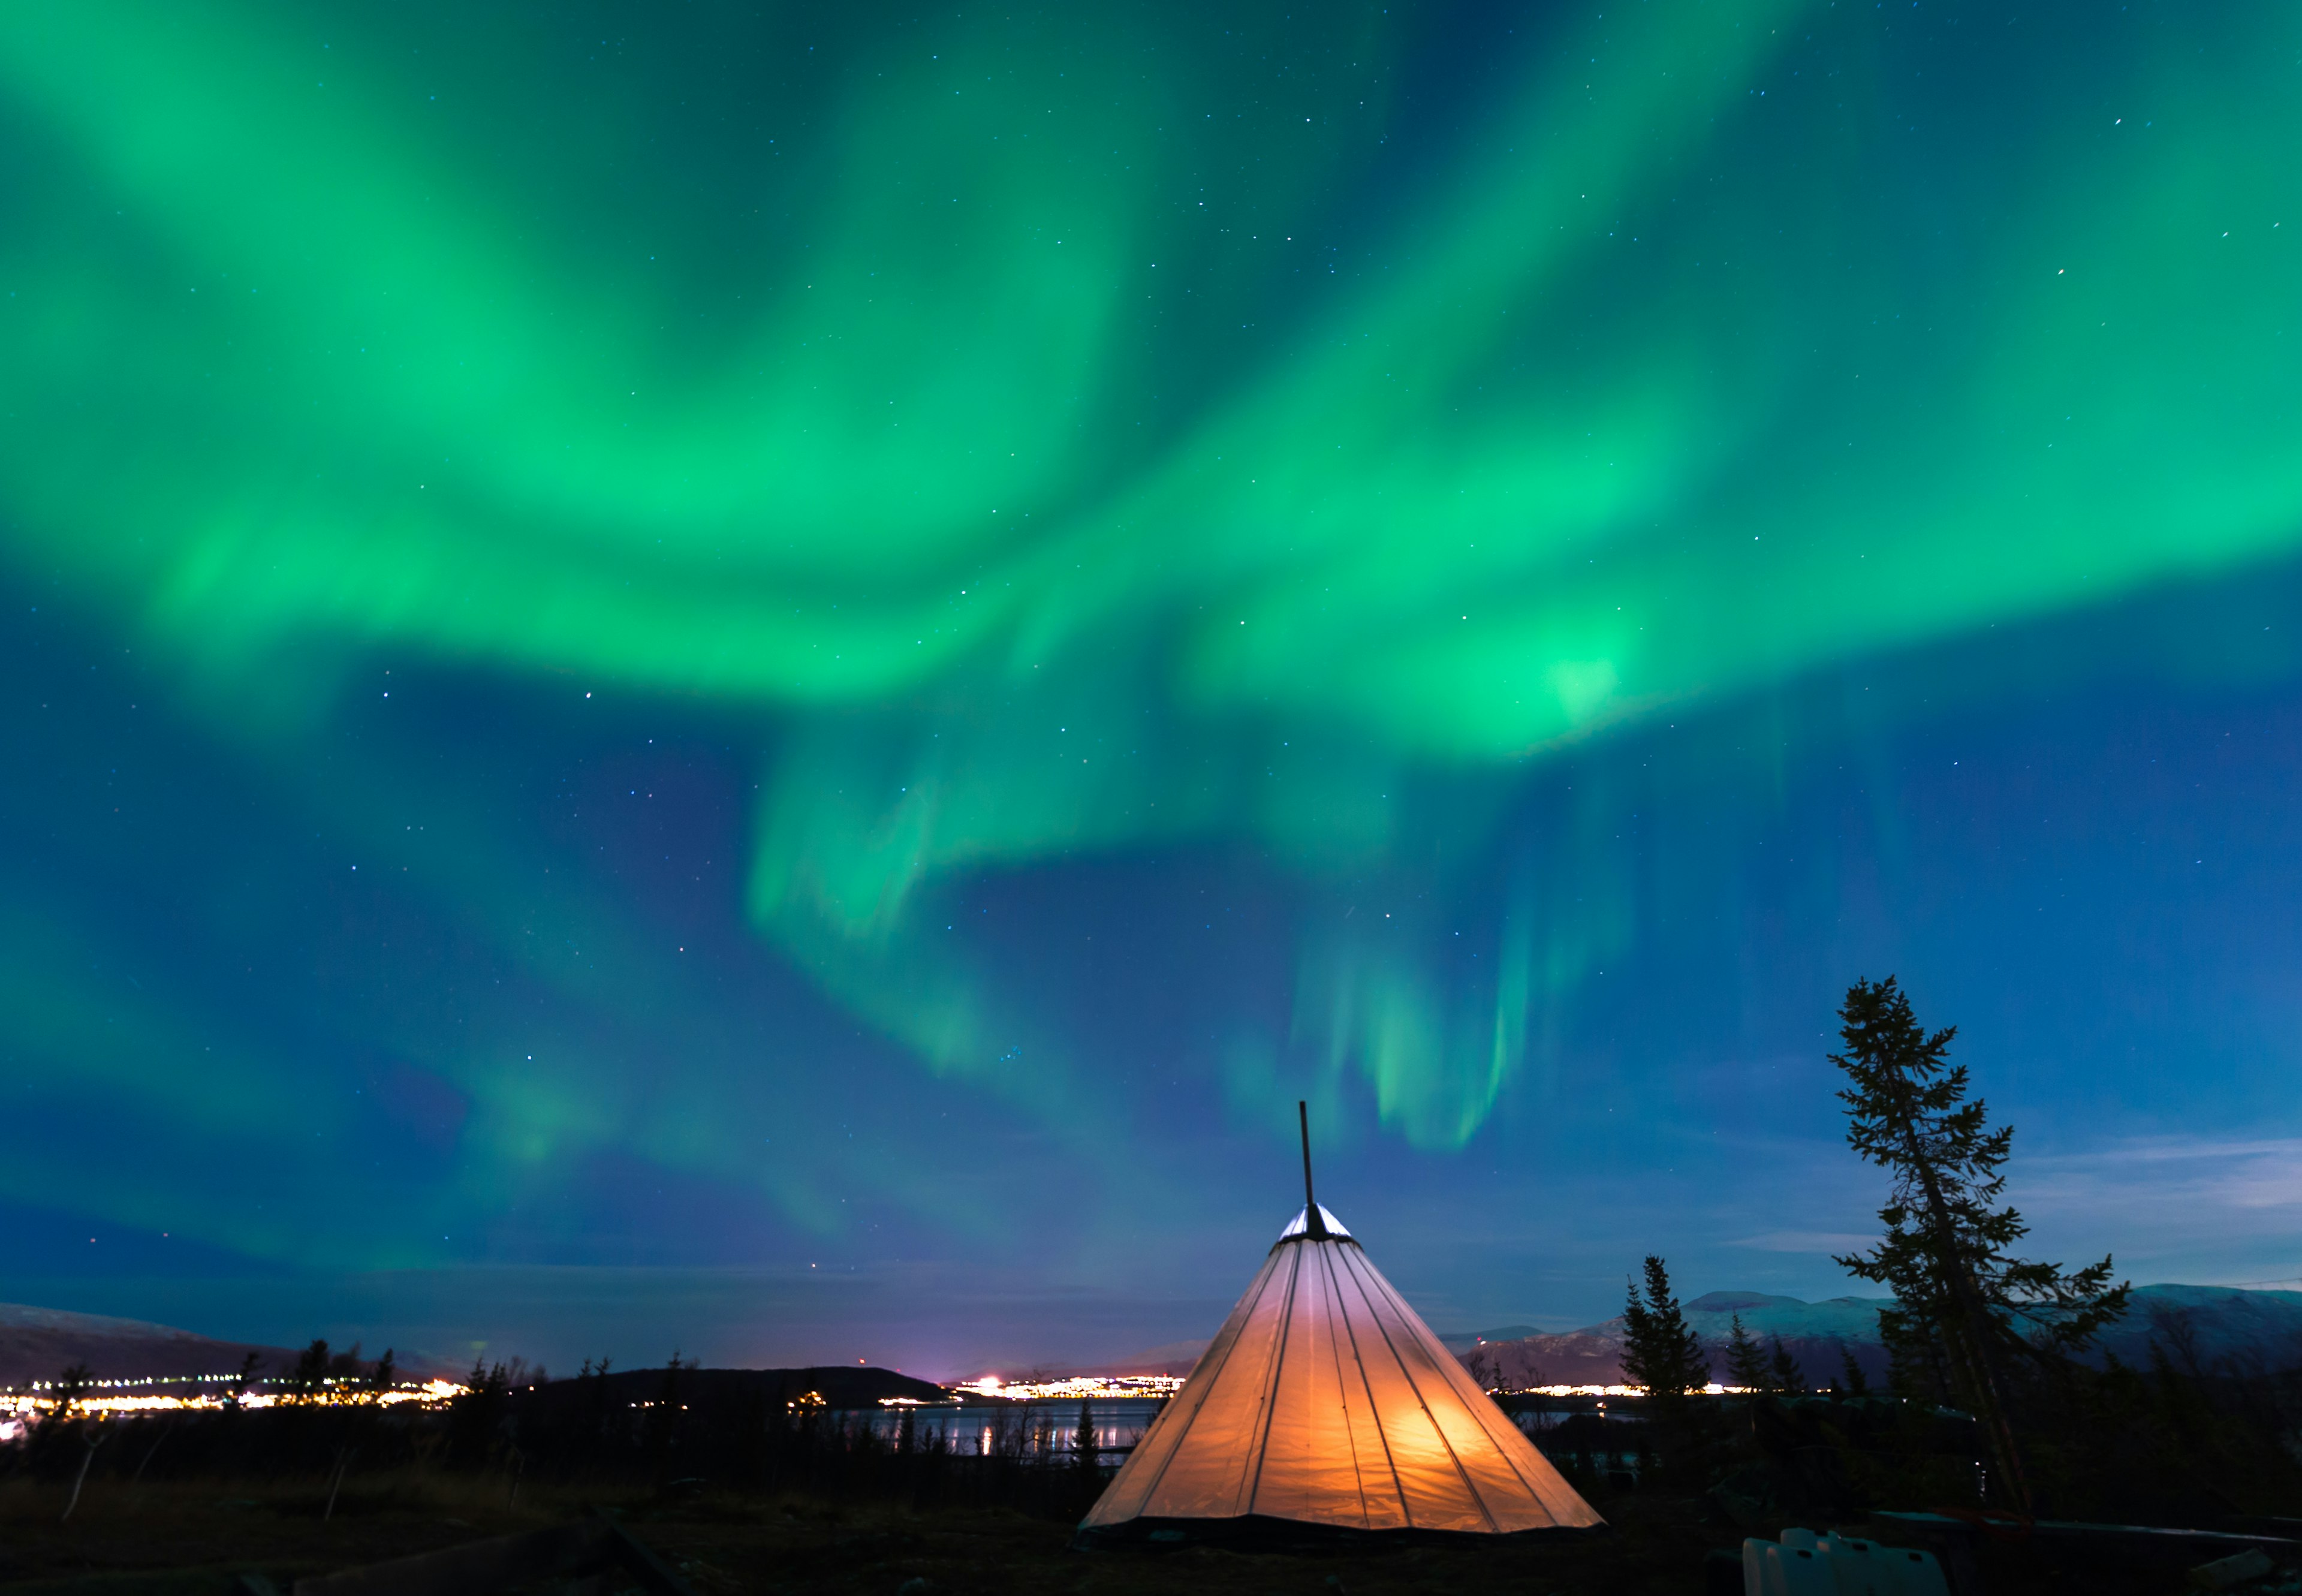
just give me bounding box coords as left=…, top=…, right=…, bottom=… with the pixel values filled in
left=1081, top=1205, right=1604, bottom=1537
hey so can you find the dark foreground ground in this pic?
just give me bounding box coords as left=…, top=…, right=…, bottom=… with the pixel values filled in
left=0, top=1475, right=1689, bottom=1596
left=2, top=1472, right=2285, bottom=1596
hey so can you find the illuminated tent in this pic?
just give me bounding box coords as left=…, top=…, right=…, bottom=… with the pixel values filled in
left=1079, top=1111, right=1604, bottom=1541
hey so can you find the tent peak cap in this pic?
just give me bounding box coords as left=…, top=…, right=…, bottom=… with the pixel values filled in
left=1276, top=1203, right=1354, bottom=1243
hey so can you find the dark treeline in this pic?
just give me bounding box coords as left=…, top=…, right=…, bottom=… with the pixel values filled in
left=6, top=1355, right=1119, bottom=1525
left=1505, top=1350, right=2302, bottom=1531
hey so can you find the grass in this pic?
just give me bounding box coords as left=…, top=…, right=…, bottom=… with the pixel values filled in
left=0, top=1471, right=583, bottom=1594
left=0, top=1469, right=1738, bottom=1596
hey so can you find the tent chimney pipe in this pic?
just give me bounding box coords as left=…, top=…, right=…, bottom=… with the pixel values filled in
left=1298, top=1101, right=1326, bottom=1237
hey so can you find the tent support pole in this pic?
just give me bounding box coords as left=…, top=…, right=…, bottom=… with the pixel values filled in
left=1299, top=1101, right=1325, bottom=1237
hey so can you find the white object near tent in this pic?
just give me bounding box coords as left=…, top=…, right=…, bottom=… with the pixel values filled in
left=1078, top=1187, right=1604, bottom=1540
left=1743, top=1528, right=1949, bottom=1596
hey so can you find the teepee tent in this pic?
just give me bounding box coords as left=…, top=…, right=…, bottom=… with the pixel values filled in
left=1080, top=1107, right=1602, bottom=1540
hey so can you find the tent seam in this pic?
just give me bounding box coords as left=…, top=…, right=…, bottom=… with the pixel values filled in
left=1101, top=1250, right=1275, bottom=1523
left=1326, top=1238, right=1411, bottom=1528
left=1241, top=1240, right=1303, bottom=1516
left=1339, top=1243, right=1502, bottom=1533
left=1307, top=1242, right=1374, bottom=1527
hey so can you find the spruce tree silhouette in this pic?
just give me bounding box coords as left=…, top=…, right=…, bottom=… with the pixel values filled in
left=1830, top=975, right=2129, bottom=1512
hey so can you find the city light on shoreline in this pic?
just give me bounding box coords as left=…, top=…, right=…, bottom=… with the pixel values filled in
left=1, top=1377, right=467, bottom=1425
left=949, top=1375, right=1187, bottom=1402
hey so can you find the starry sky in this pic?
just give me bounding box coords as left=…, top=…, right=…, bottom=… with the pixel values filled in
left=4, top=0, right=2300, bottom=1378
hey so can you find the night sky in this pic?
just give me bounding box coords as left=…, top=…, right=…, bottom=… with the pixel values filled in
left=3, top=1, right=2298, bottom=1379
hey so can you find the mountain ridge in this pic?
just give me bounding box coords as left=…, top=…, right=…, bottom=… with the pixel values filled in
left=1456, top=1284, right=2302, bottom=1389
left=0, top=1302, right=462, bottom=1387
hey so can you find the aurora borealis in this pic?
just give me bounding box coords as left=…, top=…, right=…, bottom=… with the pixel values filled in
left=5, top=1, right=2301, bottom=1372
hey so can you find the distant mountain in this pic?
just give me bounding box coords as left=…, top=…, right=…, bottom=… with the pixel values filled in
left=2095, top=1284, right=2302, bottom=1373
left=0, top=1302, right=459, bottom=1388
left=1456, top=1286, right=2302, bottom=1390
left=527, top=1365, right=950, bottom=1411
left=1437, top=1325, right=1545, bottom=1353
left=0, top=1302, right=299, bottom=1389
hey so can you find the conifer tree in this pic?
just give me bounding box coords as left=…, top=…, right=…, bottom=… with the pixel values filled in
left=223, top=1350, right=263, bottom=1410
left=47, top=1362, right=93, bottom=1425
left=1767, top=1335, right=1804, bottom=1395
left=1074, top=1399, right=1098, bottom=1474
left=1620, top=1255, right=1707, bottom=1399
left=1724, top=1315, right=1770, bottom=1392
left=286, top=1339, right=332, bottom=1404
left=1829, top=975, right=2129, bottom=1512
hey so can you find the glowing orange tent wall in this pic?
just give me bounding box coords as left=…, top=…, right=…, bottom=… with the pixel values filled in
left=1080, top=1204, right=1604, bottom=1536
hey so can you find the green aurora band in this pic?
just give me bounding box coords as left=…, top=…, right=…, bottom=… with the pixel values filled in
left=2, top=1, right=2298, bottom=1171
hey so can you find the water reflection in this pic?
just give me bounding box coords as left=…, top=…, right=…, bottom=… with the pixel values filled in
left=855, top=1399, right=1164, bottom=1461
left=848, top=1395, right=1631, bottom=1462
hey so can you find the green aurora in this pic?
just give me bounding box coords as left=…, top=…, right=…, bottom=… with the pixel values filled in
left=2, top=0, right=2300, bottom=1255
